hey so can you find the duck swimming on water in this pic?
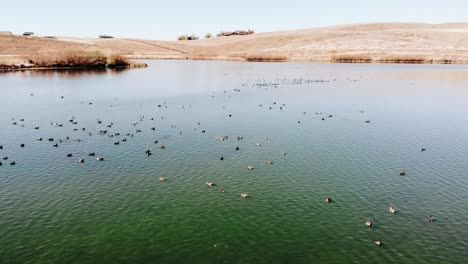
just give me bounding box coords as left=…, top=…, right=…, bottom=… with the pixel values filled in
left=159, top=177, right=167, bottom=182
left=241, top=193, right=249, bottom=198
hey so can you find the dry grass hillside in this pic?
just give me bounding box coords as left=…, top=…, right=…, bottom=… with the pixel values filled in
left=2, top=22, right=468, bottom=64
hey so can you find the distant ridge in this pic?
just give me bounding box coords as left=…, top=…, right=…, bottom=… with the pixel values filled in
left=2, top=22, right=468, bottom=64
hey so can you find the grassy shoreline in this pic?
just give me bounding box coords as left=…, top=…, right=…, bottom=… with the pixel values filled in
left=0, top=51, right=147, bottom=72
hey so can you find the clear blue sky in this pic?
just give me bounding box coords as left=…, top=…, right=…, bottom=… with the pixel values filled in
left=2, top=0, right=467, bottom=40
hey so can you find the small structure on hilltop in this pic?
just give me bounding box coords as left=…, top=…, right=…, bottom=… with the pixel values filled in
left=23, top=32, right=34, bottom=37
left=187, top=35, right=199, bottom=40
left=99, top=35, right=114, bottom=39
left=217, top=29, right=254, bottom=37
left=0, top=31, right=12, bottom=35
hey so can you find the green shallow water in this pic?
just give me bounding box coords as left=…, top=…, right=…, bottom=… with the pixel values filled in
left=0, top=61, right=468, bottom=263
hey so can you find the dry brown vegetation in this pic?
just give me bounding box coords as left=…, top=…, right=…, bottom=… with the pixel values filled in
left=2, top=23, right=468, bottom=64
left=245, top=54, right=288, bottom=62
left=331, top=54, right=372, bottom=63
left=0, top=50, right=145, bottom=70
left=29, top=50, right=108, bottom=68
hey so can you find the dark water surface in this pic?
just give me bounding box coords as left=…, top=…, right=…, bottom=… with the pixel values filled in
left=1, top=61, right=468, bottom=264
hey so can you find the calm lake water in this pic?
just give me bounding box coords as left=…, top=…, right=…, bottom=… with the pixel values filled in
left=1, top=61, right=468, bottom=264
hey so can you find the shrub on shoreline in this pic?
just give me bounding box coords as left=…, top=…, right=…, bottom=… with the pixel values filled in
left=331, top=54, right=372, bottom=63
left=28, top=51, right=134, bottom=68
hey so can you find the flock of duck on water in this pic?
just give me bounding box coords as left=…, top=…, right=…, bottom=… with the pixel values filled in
left=1, top=77, right=437, bottom=248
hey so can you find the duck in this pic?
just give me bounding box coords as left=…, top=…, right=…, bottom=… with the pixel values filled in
left=220, top=156, right=224, bottom=161
left=10, top=161, right=16, bottom=166
left=96, top=157, right=104, bottom=161
left=3, top=156, right=8, bottom=160
left=428, top=215, right=436, bottom=222
left=325, top=197, right=332, bottom=203
left=374, top=240, right=382, bottom=247
left=67, top=153, right=73, bottom=157
left=421, top=148, right=426, bottom=152
left=0, top=161, right=2, bottom=166
left=247, top=165, right=254, bottom=170
left=159, top=176, right=167, bottom=182
left=365, top=220, right=373, bottom=228
left=34, top=126, right=40, bottom=130
left=78, top=159, right=84, bottom=163
left=52, top=143, right=58, bottom=147
left=36, top=138, right=43, bottom=141
left=256, top=142, right=262, bottom=146
left=220, top=189, right=225, bottom=193
left=388, top=206, right=397, bottom=214
left=241, top=193, right=249, bottom=198
left=281, top=151, right=287, bottom=156
left=266, top=160, right=273, bottom=165
left=88, top=152, right=96, bottom=156
left=0, top=145, right=2, bottom=150
left=207, top=181, right=215, bottom=187
left=235, top=146, right=239, bottom=151
left=20, top=144, right=25, bottom=148
left=114, top=141, right=120, bottom=145
left=160, top=145, right=166, bottom=149
left=365, top=120, right=371, bottom=123
left=400, top=170, right=406, bottom=176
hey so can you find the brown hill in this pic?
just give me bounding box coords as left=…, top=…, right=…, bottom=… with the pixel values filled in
left=2, top=22, right=468, bottom=64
